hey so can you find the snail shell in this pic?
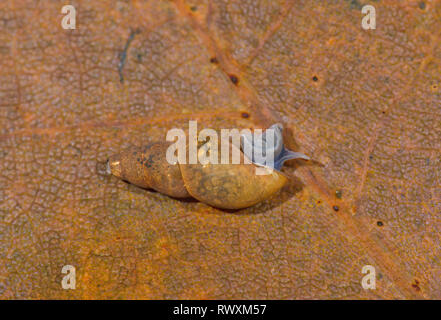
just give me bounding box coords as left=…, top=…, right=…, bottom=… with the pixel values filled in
left=107, top=124, right=309, bottom=209
left=107, top=142, right=191, bottom=198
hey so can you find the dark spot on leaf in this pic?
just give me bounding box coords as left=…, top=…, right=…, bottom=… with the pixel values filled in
left=210, top=57, right=218, bottom=64
left=190, top=6, right=198, bottom=12
left=241, top=112, right=250, bottom=118
left=377, top=221, right=384, bottom=227
left=335, top=190, right=342, bottom=199
left=229, top=74, right=239, bottom=85
left=412, top=279, right=421, bottom=291
left=369, top=155, right=373, bottom=160
left=419, top=1, right=426, bottom=10
left=312, top=75, right=318, bottom=82
left=333, top=205, right=339, bottom=212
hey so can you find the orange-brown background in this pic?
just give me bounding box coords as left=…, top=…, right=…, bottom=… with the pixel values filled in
left=0, top=0, right=440, bottom=299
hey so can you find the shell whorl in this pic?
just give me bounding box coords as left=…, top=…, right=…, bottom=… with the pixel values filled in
left=107, top=124, right=309, bottom=209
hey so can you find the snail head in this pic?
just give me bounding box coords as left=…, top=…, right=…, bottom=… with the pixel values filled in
left=240, top=123, right=310, bottom=171
left=106, top=155, right=122, bottom=178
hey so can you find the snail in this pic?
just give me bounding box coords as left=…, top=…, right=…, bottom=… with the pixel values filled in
left=106, top=124, right=309, bottom=209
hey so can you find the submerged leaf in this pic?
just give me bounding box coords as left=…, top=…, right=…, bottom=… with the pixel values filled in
left=0, top=0, right=439, bottom=299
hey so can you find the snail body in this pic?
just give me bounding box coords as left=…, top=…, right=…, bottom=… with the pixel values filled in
left=107, top=124, right=309, bottom=210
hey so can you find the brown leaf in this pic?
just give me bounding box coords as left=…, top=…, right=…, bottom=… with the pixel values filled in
left=0, top=0, right=440, bottom=299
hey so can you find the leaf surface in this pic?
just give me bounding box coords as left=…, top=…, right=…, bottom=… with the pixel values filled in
left=0, top=0, right=440, bottom=299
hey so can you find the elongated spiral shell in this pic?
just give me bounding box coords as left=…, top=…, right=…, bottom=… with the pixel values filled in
left=107, top=124, right=309, bottom=209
